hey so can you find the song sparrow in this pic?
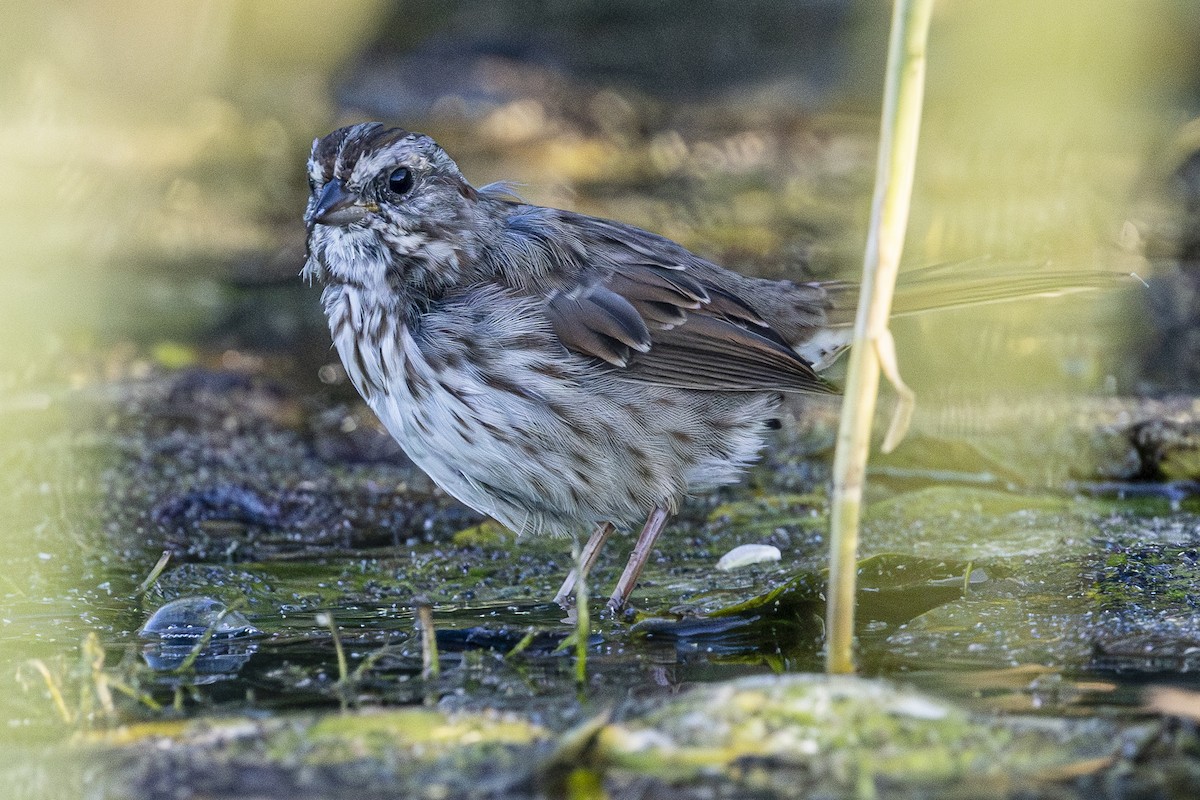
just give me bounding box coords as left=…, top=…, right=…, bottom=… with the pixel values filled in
left=301, top=122, right=857, bottom=612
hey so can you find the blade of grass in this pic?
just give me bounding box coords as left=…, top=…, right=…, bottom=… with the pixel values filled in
left=504, top=627, right=538, bottom=660
left=415, top=598, right=439, bottom=680
left=316, top=611, right=348, bottom=684
left=826, top=0, right=934, bottom=674
left=135, top=550, right=171, bottom=598
left=573, top=541, right=590, bottom=689
left=23, top=660, right=72, bottom=724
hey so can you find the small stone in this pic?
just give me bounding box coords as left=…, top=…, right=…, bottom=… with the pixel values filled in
left=716, top=544, right=782, bottom=571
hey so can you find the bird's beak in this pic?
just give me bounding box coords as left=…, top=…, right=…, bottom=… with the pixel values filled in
left=309, top=179, right=369, bottom=227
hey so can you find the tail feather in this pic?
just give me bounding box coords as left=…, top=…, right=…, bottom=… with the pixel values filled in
left=821, top=261, right=1130, bottom=326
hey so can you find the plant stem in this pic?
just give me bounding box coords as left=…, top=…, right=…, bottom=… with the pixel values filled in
left=416, top=598, right=439, bottom=680
left=317, top=611, right=348, bottom=685
left=573, top=540, right=590, bottom=688
left=826, top=0, right=934, bottom=675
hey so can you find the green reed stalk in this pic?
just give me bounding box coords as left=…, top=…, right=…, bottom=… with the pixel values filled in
left=826, top=0, right=934, bottom=674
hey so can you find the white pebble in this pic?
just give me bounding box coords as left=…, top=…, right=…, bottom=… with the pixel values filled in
left=716, top=544, right=782, bottom=571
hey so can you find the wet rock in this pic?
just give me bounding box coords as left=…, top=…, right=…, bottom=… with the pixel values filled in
left=82, top=710, right=547, bottom=800
left=1086, top=538, right=1200, bottom=673
left=708, top=553, right=979, bottom=629
left=66, top=675, right=1139, bottom=800
left=598, top=674, right=1121, bottom=798
left=1131, top=418, right=1200, bottom=480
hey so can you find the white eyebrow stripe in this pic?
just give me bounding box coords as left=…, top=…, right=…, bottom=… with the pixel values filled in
left=349, top=141, right=428, bottom=188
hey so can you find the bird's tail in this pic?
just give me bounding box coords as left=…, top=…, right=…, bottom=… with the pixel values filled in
left=794, top=261, right=1131, bottom=372
left=821, top=260, right=1131, bottom=326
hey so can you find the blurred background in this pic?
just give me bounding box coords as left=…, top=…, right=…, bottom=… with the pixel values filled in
left=2, top=1, right=1197, bottom=394
left=3, top=0, right=1200, bottom=766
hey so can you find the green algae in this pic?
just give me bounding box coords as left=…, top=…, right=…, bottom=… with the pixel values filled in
left=305, top=708, right=545, bottom=755
left=706, top=492, right=828, bottom=535
left=594, top=675, right=1122, bottom=797
left=709, top=552, right=976, bottom=622
left=56, top=675, right=1131, bottom=800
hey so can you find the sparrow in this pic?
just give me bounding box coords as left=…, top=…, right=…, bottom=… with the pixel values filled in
left=301, top=122, right=930, bottom=612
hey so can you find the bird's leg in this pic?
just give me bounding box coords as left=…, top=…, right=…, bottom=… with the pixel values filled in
left=553, top=521, right=614, bottom=607
left=607, top=506, right=670, bottom=613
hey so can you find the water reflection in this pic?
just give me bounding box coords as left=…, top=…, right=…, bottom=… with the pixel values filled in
left=139, top=596, right=262, bottom=683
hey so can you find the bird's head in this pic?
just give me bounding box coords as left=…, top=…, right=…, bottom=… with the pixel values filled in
left=302, top=123, right=480, bottom=293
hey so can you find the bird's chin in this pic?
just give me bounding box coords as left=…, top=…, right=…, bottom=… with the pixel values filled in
left=309, top=225, right=390, bottom=281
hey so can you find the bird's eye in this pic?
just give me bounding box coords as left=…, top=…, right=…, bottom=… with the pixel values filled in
left=387, top=167, right=414, bottom=197
left=307, top=174, right=318, bottom=193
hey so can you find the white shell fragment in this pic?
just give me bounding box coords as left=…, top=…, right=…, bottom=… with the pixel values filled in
left=716, top=543, right=782, bottom=571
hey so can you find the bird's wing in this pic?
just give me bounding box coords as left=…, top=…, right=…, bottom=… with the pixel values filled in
left=495, top=207, right=837, bottom=394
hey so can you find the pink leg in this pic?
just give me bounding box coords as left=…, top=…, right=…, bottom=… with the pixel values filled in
left=607, top=506, right=670, bottom=613
left=553, top=522, right=615, bottom=607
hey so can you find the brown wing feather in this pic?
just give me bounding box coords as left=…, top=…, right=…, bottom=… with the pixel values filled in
left=495, top=203, right=836, bottom=392
left=626, top=299, right=689, bottom=328
left=545, top=285, right=651, bottom=367
left=703, top=286, right=768, bottom=327
left=545, top=264, right=834, bottom=394
left=627, top=314, right=835, bottom=394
